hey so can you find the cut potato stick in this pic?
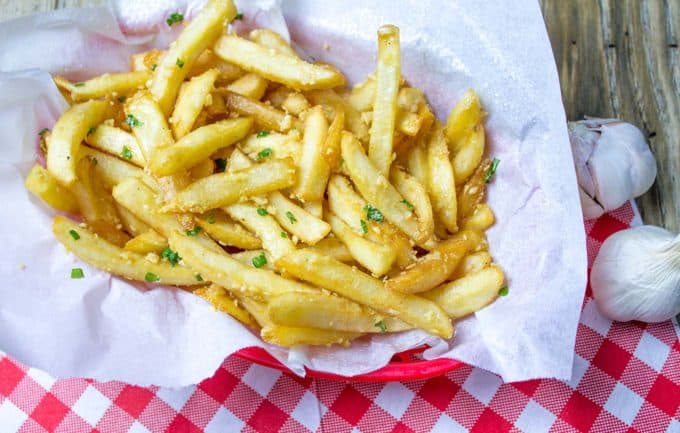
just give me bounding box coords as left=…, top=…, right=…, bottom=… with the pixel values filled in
left=398, top=87, right=426, bottom=113
left=130, top=48, right=164, bottom=73
left=348, top=77, right=375, bottom=112
left=220, top=90, right=294, bottom=132
left=268, top=292, right=412, bottom=333
left=281, top=92, right=310, bottom=115
left=79, top=147, right=145, bottom=190
left=308, top=237, right=353, bottom=263
left=306, top=89, right=368, bottom=143
left=323, top=107, right=345, bottom=171
left=53, top=216, right=202, bottom=286
left=189, top=49, right=243, bottom=81
left=341, top=132, right=424, bottom=243
left=458, top=158, right=491, bottom=221
left=262, top=324, right=359, bottom=347
left=268, top=192, right=330, bottom=245
left=171, top=68, right=219, bottom=139
left=303, top=200, right=323, bottom=219
left=149, top=0, right=237, bottom=115
left=405, top=141, right=429, bottom=187
left=231, top=250, right=275, bottom=271
left=196, top=211, right=262, bottom=250
left=194, top=284, right=259, bottom=329
left=115, top=203, right=151, bottom=236
left=190, top=159, right=215, bottom=179
left=462, top=203, right=495, bottom=231
left=249, top=28, right=298, bottom=57
left=240, top=131, right=302, bottom=163
left=46, top=99, right=113, bottom=187
left=426, top=124, right=458, bottom=232
left=125, top=91, right=174, bottom=160
left=85, top=124, right=145, bottom=167
left=167, top=159, right=296, bottom=213
left=453, top=124, right=485, bottom=184
left=368, top=25, right=400, bottom=175
left=25, top=164, right=79, bottom=213
left=225, top=203, right=295, bottom=261
left=451, top=251, right=492, bottom=280
left=396, top=110, right=424, bottom=136
left=390, top=166, right=434, bottom=243
left=422, top=265, right=505, bottom=319
left=151, top=118, right=253, bottom=176
left=66, top=71, right=150, bottom=102
left=292, top=105, right=329, bottom=201
left=225, top=73, right=269, bottom=100
left=214, top=34, right=345, bottom=90
left=124, top=229, right=167, bottom=254
left=444, top=89, right=484, bottom=151
left=386, top=238, right=470, bottom=294
left=275, top=249, right=453, bottom=338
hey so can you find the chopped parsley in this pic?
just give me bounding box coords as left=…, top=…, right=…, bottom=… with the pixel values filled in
left=151, top=63, right=158, bottom=71
left=485, top=158, right=500, bottom=183
left=280, top=231, right=287, bottom=238
left=256, top=130, right=270, bottom=138
left=68, top=229, right=80, bottom=240
left=360, top=219, right=368, bottom=234
left=71, top=268, right=84, bottom=279
left=74, top=82, right=85, bottom=87
left=285, top=211, right=297, bottom=224
left=38, top=128, right=49, bottom=137
left=257, top=148, right=273, bottom=159
left=257, top=207, right=268, bottom=216
left=206, top=213, right=216, bottom=224
left=166, top=12, right=184, bottom=26
left=117, top=95, right=127, bottom=103
left=176, top=58, right=185, bottom=68
left=364, top=204, right=384, bottom=222
left=234, top=12, right=244, bottom=20
left=195, top=273, right=203, bottom=282
left=498, top=286, right=509, bottom=296
left=121, top=146, right=133, bottom=160
left=214, top=158, right=227, bottom=173
left=252, top=253, right=267, bottom=268
left=374, top=320, right=387, bottom=332
left=401, top=199, right=414, bottom=211
left=160, top=247, right=181, bottom=267
left=145, top=272, right=160, bottom=282
left=186, top=226, right=202, bottom=236
left=87, top=126, right=97, bottom=136
left=125, top=114, right=143, bottom=128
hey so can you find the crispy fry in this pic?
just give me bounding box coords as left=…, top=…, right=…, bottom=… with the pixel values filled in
left=323, top=107, right=345, bottom=171
left=462, top=203, right=495, bottom=231
left=306, top=89, right=368, bottom=142
left=225, top=73, right=269, bottom=100
left=171, top=68, right=219, bottom=139
left=225, top=203, right=295, bottom=261
left=85, top=124, right=145, bottom=167
left=240, top=131, right=302, bottom=163
left=281, top=92, right=310, bottom=115
left=292, top=105, right=329, bottom=201
left=308, top=237, right=353, bottom=263
left=390, top=166, right=434, bottom=243
left=348, top=77, right=375, bottom=112
left=220, top=90, right=294, bottom=132
left=231, top=250, right=275, bottom=271
left=25, top=164, right=79, bottom=213
left=451, top=251, right=492, bottom=279
left=262, top=325, right=360, bottom=347
left=196, top=211, right=262, bottom=250
left=194, top=284, right=259, bottom=329
left=63, top=71, right=150, bottom=102
left=124, top=229, right=167, bottom=254
left=249, top=28, right=298, bottom=57
left=444, top=89, right=484, bottom=151
left=79, top=147, right=145, bottom=190
left=268, top=192, right=330, bottom=245
left=458, top=158, right=491, bottom=221
left=426, top=124, right=457, bottom=232
left=115, top=203, right=151, bottom=236
left=453, top=124, right=485, bottom=184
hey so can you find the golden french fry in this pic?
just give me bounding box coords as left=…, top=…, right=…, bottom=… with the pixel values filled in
left=220, top=90, right=295, bottom=132
left=275, top=249, right=453, bottom=338
left=308, top=237, right=354, bottom=263
left=268, top=192, right=331, bottom=245
left=462, top=203, right=495, bottom=232
left=149, top=0, right=237, bottom=115
left=262, top=325, right=359, bottom=347
left=85, top=124, right=145, bottom=167
left=458, top=158, right=491, bottom=221
left=323, top=107, right=345, bottom=171
left=368, top=25, right=400, bottom=175
left=66, top=71, right=150, bottom=102
left=390, top=166, right=434, bottom=243
left=190, top=159, right=215, bottom=179
left=348, top=77, right=375, bottom=112
left=451, top=251, right=492, bottom=280
left=225, top=73, right=269, bottom=100
left=196, top=211, right=262, bottom=250
left=445, top=89, right=484, bottom=151
left=189, top=49, right=243, bottom=81
left=124, top=229, right=167, bottom=254
left=306, top=89, right=369, bottom=143
left=426, top=124, right=458, bottom=233
left=46, top=100, right=113, bottom=187
left=303, top=200, right=323, bottom=219
left=240, top=131, right=302, bottom=163
left=25, top=164, right=79, bottom=213
left=281, top=92, right=310, bottom=115
left=53, top=216, right=202, bottom=286
left=422, top=265, right=505, bottom=319
left=396, top=110, right=424, bottom=136
left=231, top=250, right=275, bottom=271
left=213, top=34, right=345, bottom=90
left=398, top=87, right=426, bottom=113
left=171, top=68, right=219, bottom=139
left=292, top=105, right=329, bottom=201
left=453, top=124, right=485, bottom=184
left=124, top=91, right=174, bottom=159
left=130, top=49, right=164, bottom=73
left=249, top=28, right=298, bottom=57
left=405, top=141, right=429, bottom=187
left=115, top=203, right=151, bottom=236
left=194, top=284, right=259, bottom=329
left=79, top=147, right=145, bottom=190
left=225, top=203, right=295, bottom=261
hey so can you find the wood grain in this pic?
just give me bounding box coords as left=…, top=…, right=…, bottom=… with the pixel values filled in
left=1, top=0, right=678, bottom=231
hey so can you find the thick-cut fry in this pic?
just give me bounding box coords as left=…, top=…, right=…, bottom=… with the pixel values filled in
left=453, top=124, right=485, bottom=184
left=422, top=265, right=505, bottom=319
left=368, top=25, right=400, bottom=175
left=231, top=250, right=275, bottom=271
left=308, top=237, right=353, bottom=263
left=190, top=159, right=215, bottom=179
left=348, top=77, right=375, bottom=112
left=281, top=92, right=310, bottom=115
left=171, top=69, right=220, bottom=139
left=405, top=142, right=429, bottom=187
left=306, top=89, right=369, bottom=142
left=458, top=158, right=492, bottom=221
left=65, top=71, right=150, bottom=102
left=444, top=89, right=484, bottom=151
left=262, top=325, right=359, bottom=347
left=79, top=147, right=144, bottom=190
left=323, top=108, right=345, bottom=171
left=151, top=118, right=253, bottom=176
left=194, top=284, right=259, bottom=329
left=125, top=92, right=174, bottom=159
left=149, top=0, right=236, bottom=115
left=268, top=192, right=330, bottom=245
left=426, top=125, right=458, bottom=232
left=341, top=132, right=424, bottom=243
left=387, top=238, right=470, bottom=293
left=166, top=159, right=296, bottom=213
left=451, top=251, right=492, bottom=279
left=293, top=105, right=329, bottom=201
left=396, top=110, right=424, bottom=136
left=276, top=249, right=453, bottom=338
left=85, top=124, right=145, bottom=167
left=196, top=211, right=262, bottom=250
left=130, top=48, right=165, bottom=73
left=303, top=200, right=323, bottom=219
left=240, top=131, right=302, bottom=162
left=25, top=165, right=79, bottom=213
left=115, top=203, right=151, bottom=236
left=249, top=28, right=298, bottom=57
left=46, top=100, right=113, bottom=187
left=268, top=292, right=412, bottom=333
left=124, top=229, right=167, bottom=254
left=226, top=73, right=269, bottom=100
left=53, top=216, right=202, bottom=286
left=462, top=203, right=495, bottom=231
left=225, top=203, right=295, bottom=261
left=390, top=166, right=434, bottom=243
left=189, top=49, right=243, bottom=81
left=220, top=90, right=294, bottom=132
left=214, top=35, right=345, bottom=90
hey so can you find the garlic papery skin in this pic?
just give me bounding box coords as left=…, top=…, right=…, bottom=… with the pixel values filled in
left=568, top=118, right=657, bottom=219
left=590, top=225, right=680, bottom=323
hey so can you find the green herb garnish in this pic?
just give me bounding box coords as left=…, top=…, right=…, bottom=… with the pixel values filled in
left=485, top=158, right=500, bottom=183
left=117, top=96, right=127, bottom=103
left=68, top=229, right=80, bottom=240
left=374, top=320, right=387, bottom=332
left=151, top=64, right=158, bottom=71
left=125, top=114, right=143, bottom=128
left=186, top=226, right=202, bottom=236
left=285, top=211, right=297, bottom=224
left=206, top=213, right=216, bottom=224
left=166, top=12, right=184, bottom=26
left=145, top=272, right=160, bottom=282
left=280, top=231, right=287, bottom=238
left=176, top=58, right=185, bottom=68
left=364, top=204, right=384, bottom=222
left=74, top=82, right=85, bottom=87
left=401, top=199, right=414, bottom=211
left=360, top=219, right=368, bottom=234
left=234, top=12, right=244, bottom=20
left=256, top=130, right=270, bottom=138
left=38, top=128, right=49, bottom=137
left=252, top=253, right=267, bottom=268
left=215, top=158, right=227, bottom=173
left=71, top=268, right=84, bottom=279
left=498, top=286, right=509, bottom=296
left=257, top=148, right=273, bottom=159
left=195, top=273, right=203, bottom=282
left=257, top=207, right=268, bottom=216
left=160, top=247, right=181, bottom=267
left=121, top=146, right=133, bottom=160
left=87, top=126, right=97, bottom=136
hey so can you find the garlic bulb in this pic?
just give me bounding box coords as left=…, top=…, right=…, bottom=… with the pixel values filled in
left=591, top=225, right=680, bottom=323
left=568, top=118, right=657, bottom=219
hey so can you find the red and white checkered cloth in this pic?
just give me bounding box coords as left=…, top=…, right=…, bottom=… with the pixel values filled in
left=1, top=202, right=678, bottom=433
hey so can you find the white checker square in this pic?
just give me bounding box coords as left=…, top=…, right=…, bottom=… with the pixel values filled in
left=634, top=332, right=671, bottom=372
left=515, top=400, right=556, bottom=433
left=604, top=383, right=644, bottom=426
left=71, top=386, right=111, bottom=426
left=155, top=385, right=196, bottom=412
left=462, top=368, right=503, bottom=405
left=27, top=367, right=56, bottom=390
left=205, top=406, right=244, bottom=433
left=241, top=364, right=281, bottom=397
left=665, top=418, right=680, bottom=433
left=0, top=399, right=28, bottom=433
left=127, top=420, right=152, bottom=433
left=580, top=299, right=612, bottom=336
left=566, top=354, right=589, bottom=389
left=291, top=391, right=327, bottom=432
left=374, top=382, right=415, bottom=419
left=431, top=414, right=467, bottom=433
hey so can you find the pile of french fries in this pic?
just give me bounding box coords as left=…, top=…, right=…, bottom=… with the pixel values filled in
left=25, top=0, right=506, bottom=347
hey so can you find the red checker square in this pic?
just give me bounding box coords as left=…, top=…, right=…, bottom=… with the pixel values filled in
left=165, top=414, right=202, bottom=433
left=559, top=392, right=601, bottom=432
left=198, top=367, right=238, bottom=403
left=446, top=390, right=486, bottom=429
left=575, top=325, right=606, bottom=361
left=318, top=411, right=353, bottom=433
left=264, top=375, right=307, bottom=413
left=399, top=399, right=443, bottom=433
left=448, top=365, right=475, bottom=385
left=94, top=406, right=134, bottom=433
left=8, top=376, right=47, bottom=414
left=54, top=411, right=94, bottom=433
left=0, top=358, right=25, bottom=396
left=606, top=322, right=644, bottom=352
left=418, top=375, right=460, bottom=411
left=113, top=385, right=155, bottom=418
left=631, top=402, right=673, bottom=433
left=469, top=408, right=512, bottom=433
left=646, top=375, right=680, bottom=416
left=619, top=358, right=657, bottom=397
left=313, top=380, right=346, bottom=407
left=592, top=340, right=632, bottom=379
left=136, top=397, right=177, bottom=431
left=330, top=385, right=372, bottom=425
left=589, top=213, right=629, bottom=243
left=548, top=418, right=580, bottom=433
left=277, top=418, right=310, bottom=433
left=351, top=382, right=383, bottom=401
left=488, top=385, right=531, bottom=422
left=17, top=418, right=48, bottom=433
left=389, top=421, right=415, bottom=433
left=30, top=393, right=70, bottom=432
left=225, top=382, right=265, bottom=421
left=222, top=356, right=252, bottom=378
left=178, top=389, right=221, bottom=429
left=575, top=367, right=616, bottom=406
left=49, top=380, right=89, bottom=407
left=91, top=382, right=126, bottom=401
left=588, top=410, right=627, bottom=433
left=531, top=381, right=574, bottom=414
left=247, top=400, right=289, bottom=433
left=355, top=405, right=398, bottom=432
left=512, top=379, right=541, bottom=397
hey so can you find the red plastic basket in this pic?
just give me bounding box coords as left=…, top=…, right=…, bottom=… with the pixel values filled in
left=235, top=346, right=463, bottom=382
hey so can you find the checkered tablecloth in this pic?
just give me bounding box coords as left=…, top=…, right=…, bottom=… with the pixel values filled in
left=1, top=202, right=678, bottom=433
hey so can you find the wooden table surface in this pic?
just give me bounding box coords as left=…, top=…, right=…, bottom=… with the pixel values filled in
left=1, top=0, right=678, bottom=232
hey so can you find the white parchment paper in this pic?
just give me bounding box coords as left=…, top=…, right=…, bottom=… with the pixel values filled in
left=0, top=0, right=586, bottom=386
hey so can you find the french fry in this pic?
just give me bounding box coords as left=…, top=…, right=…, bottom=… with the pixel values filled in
left=220, top=90, right=295, bottom=132
left=292, top=105, right=329, bottom=201
left=189, top=49, right=243, bottom=82
left=281, top=92, right=310, bottom=115
left=458, top=158, right=491, bottom=221
left=240, top=131, right=302, bottom=163
left=276, top=249, right=453, bottom=338
left=261, top=324, right=359, bottom=347
left=166, top=159, right=296, bottom=213
left=25, top=164, right=79, bottom=213
left=268, top=193, right=330, bottom=245
left=453, top=124, right=485, bottom=184
left=386, top=238, right=470, bottom=293
left=348, top=77, right=375, bottom=112
left=303, top=201, right=323, bottom=219
left=396, top=110, right=424, bottom=136
left=124, top=229, right=167, bottom=254
left=79, top=147, right=145, bottom=190
left=115, top=203, right=151, bottom=236
left=308, top=237, right=353, bottom=263
left=124, top=91, right=174, bottom=160
left=194, top=284, right=259, bottom=329
left=225, top=73, right=269, bottom=100
left=422, top=265, right=505, bottom=319
left=462, top=203, right=495, bottom=232
left=405, top=141, right=429, bottom=187
left=213, top=34, right=345, bottom=90
left=231, top=250, right=274, bottom=271
left=444, top=89, right=484, bottom=151
left=150, top=118, right=253, bottom=176
left=149, top=0, right=237, bottom=115
left=323, top=107, right=345, bottom=171
left=53, top=216, right=202, bottom=286
left=65, top=71, right=150, bottom=102
left=368, top=25, right=400, bottom=175
left=390, top=166, right=434, bottom=243
left=306, top=89, right=368, bottom=143
left=398, top=87, right=426, bottom=113
left=249, top=28, right=298, bottom=57
left=426, top=124, right=458, bottom=233
left=46, top=99, right=113, bottom=187
left=130, top=49, right=164, bottom=73
left=225, top=203, right=295, bottom=261
left=196, top=211, right=262, bottom=250
left=451, top=251, right=492, bottom=280
left=190, top=158, right=215, bottom=179
left=171, top=68, right=220, bottom=139
left=85, top=124, right=145, bottom=167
